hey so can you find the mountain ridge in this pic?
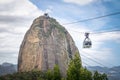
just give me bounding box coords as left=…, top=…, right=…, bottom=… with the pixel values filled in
left=0, top=62, right=17, bottom=76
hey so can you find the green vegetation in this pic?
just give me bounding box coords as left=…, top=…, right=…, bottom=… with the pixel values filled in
left=0, top=71, right=45, bottom=80
left=0, top=53, right=108, bottom=80
left=93, top=71, right=108, bottom=80
left=53, top=65, right=61, bottom=80
left=67, top=53, right=108, bottom=80
left=49, top=18, right=67, bottom=39
left=67, top=53, right=82, bottom=80
left=49, top=18, right=66, bottom=33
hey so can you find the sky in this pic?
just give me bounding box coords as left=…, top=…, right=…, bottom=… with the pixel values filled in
left=0, top=0, right=120, bottom=67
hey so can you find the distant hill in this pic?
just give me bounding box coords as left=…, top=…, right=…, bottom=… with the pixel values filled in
left=87, top=66, right=120, bottom=80
left=0, top=62, right=17, bottom=76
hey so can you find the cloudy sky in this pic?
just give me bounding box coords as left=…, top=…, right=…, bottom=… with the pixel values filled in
left=0, top=0, right=120, bottom=67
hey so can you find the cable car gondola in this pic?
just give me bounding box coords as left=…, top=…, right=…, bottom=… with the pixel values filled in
left=83, top=33, right=92, bottom=48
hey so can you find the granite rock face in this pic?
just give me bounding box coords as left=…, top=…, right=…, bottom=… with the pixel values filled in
left=18, top=15, right=80, bottom=75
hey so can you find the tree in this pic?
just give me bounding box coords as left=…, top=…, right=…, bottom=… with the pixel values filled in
left=93, top=71, right=100, bottom=80
left=46, top=69, right=53, bottom=80
left=67, top=53, right=82, bottom=80
left=80, top=68, right=92, bottom=80
left=67, top=53, right=96, bottom=80
left=101, top=73, right=108, bottom=80
left=93, top=71, right=108, bottom=80
left=53, top=65, right=61, bottom=80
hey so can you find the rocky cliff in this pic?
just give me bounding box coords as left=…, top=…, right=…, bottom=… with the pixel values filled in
left=18, top=14, right=80, bottom=75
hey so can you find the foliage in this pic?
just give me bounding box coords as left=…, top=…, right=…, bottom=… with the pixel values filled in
left=49, top=18, right=66, bottom=33
left=0, top=65, right=62, bottom=80
left=67, top=53, right=81, bottom=80
left=53, top=65, right=61, bottom=80
left=66, top=52, right=108, bottom=80
left=80, top=67, right=92, bottom=80
left=0, top=53, right=108, bottom=80
left=46, top=65, right=61, bottom=80
left=0, top=71, right=45, bottom=80
left=46, top=69, right=53, bottom=80
left=93, top=71, right=108, bottom=80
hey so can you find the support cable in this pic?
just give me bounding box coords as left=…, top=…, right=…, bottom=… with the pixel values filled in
left=63, top=11, right=120, bottom=25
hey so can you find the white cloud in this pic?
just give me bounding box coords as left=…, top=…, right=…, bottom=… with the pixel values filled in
left=45, top=6, right=53, bottom=14
left=0, top=0, right=43, bottom=64
left=0, top=0, right=14, bottom=4
left=0, top=0, right=43, bottom=18
left=91, top=32, right=120, bottom=43
left=63, top=0, right=94, bottom=5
